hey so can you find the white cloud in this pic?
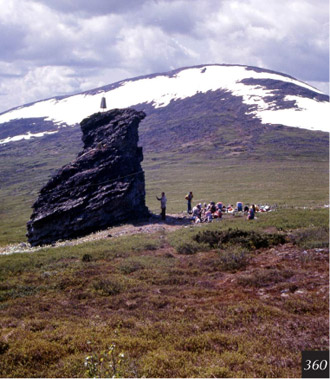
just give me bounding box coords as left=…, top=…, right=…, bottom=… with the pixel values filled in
left=193, top=0, right=329, bottom=79
left=115, top=25, right=198, bottom=74
left=0, top=66, right=81, bottom=111
left=0, top=0, right=328, bottom=113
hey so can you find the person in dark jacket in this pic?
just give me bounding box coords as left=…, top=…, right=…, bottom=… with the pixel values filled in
left=156, top=192, right=167, bottom=220
left=185, top=191, right=193, bottom=214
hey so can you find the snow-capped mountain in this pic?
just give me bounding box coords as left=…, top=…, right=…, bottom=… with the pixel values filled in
left=0, top=64, right=329, bottom=145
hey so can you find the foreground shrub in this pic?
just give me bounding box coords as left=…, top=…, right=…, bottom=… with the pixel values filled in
left=289, top=227, right=329, bottom=249
left=0, top=284, right=39, bottom=302
left=119, top=260, right=144, bottom=274
left=0, top=337, right=66, bottom=377
left=176, top=242, right=199, bottom=255
left=194, top=228, right=286, bottom=250
left=82, top=254, right=93, bottom=262
left=92, top=278, right=123, bottom=296
left=141, top=349, right=198, bottom=378
left=237, top=268, right=294, bottom=288
left=282, top=296, right=329, bottom=315
left=0, top=341, right=9, bottom=355
left=218, top=248, right=250, bottom=271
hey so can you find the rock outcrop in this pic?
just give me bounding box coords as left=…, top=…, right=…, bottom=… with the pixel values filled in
left=27, top=108, right=149, bottom=246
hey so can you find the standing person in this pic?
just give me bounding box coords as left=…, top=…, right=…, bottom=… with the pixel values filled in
left=156, top=192, right=167, bottom=221
left=185, top=191, right=193, bottom=214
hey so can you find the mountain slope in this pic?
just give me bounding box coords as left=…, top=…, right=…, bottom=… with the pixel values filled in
left=0, top=64, right=329, bottom=146
left=0, top=64, right=329, bottom=245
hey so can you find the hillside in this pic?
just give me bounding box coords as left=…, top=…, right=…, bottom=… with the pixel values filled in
left=0, top=64, right=329, bottom=245
left=0, top=64, right=329, bottom=378
left=0, top=208, right=328, bottom=377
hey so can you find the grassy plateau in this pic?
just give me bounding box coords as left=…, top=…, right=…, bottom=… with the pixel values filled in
left=0, top=144, right=328, bottom=246
left=0, top=112, right=329, bottom=377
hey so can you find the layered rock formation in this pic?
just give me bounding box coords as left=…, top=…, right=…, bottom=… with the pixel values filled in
left=27, top=108, right=149, bottom=246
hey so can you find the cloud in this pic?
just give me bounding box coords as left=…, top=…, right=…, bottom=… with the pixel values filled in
left=193, top=0, right=329, bottom=78
left=33, top=0, right=148, bottom=16
left=0, top=24, right=26, bottom=60
left=0, top=0, right=328, bottom=113
left=0, top=66, right=81, bottom=111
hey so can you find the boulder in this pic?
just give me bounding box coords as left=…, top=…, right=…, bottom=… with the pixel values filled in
left=27, top=108, right=149, bottom=246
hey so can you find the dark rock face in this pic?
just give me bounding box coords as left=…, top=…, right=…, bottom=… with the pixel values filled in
left=27, top=108, right=149, bottom=246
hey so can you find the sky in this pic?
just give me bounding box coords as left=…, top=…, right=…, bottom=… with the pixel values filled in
left=0, top=0, right=329, bottom=114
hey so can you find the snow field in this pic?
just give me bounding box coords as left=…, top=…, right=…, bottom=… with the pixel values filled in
left=0, top=65, right=328, bottom=145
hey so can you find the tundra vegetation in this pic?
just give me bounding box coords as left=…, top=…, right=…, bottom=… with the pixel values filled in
left=0, top=107, right=328, bottom=376
left=0, top=208, right=328, bottom=377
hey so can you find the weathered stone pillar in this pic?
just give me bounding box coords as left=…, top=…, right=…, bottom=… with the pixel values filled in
left=27, top=108, right=149, bottom=246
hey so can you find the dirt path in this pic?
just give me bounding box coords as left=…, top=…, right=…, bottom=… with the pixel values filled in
left=0, top=213, right=196, bottom=255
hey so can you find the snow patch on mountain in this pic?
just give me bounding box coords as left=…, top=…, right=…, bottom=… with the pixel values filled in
left=0, top=130, right=58, bottom=145
left=259, top=96, right=330, bottom=130
left=0, top=65, right=328, bottom=145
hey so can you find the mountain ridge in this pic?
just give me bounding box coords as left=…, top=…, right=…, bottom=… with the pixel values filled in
left=0, top=63, right=317, bottom=117
left=0, top=64, right=328, bottom=147
left=0, top=63, right=328, bottom=245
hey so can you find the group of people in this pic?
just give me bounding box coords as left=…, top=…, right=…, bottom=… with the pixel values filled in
left=156, top=191, right=258, bottom=222
left=185, top=192, right=256, bottom=222
left=191, top=201, right=222, bottom=223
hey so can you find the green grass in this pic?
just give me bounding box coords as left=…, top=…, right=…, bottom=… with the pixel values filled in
left=167, top=208, right=329, bottom=250
left=0, top=98, right=328, bottom=246
left=143, top=155, right=329, bottom=216
left=0, top=137, right=329, bottom=246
